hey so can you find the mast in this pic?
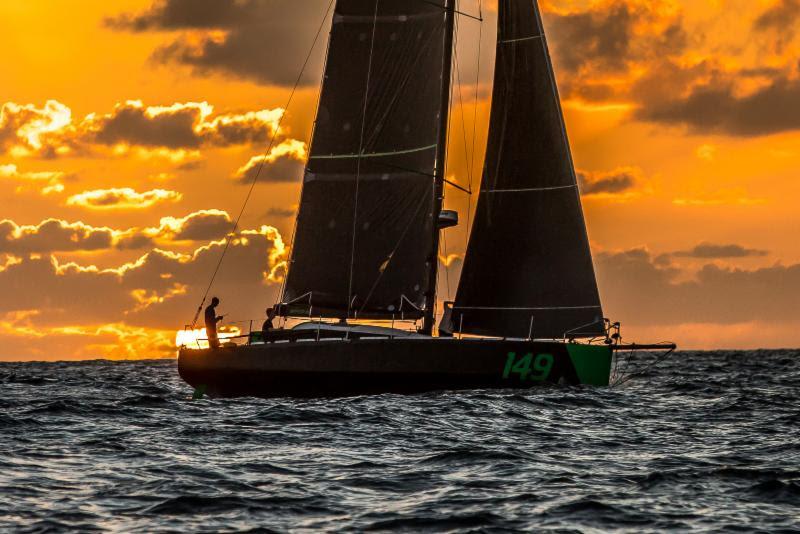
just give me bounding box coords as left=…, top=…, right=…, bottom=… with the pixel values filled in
left=422, top=0, right=456, bottom=336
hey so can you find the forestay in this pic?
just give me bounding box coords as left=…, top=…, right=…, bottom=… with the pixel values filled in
left=281, top=0, right=452, bottom=319
left=452, top=0, right=604, bottom=339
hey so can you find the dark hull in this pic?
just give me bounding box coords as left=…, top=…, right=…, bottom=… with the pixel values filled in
left=178, top=338, right=613, bottom=398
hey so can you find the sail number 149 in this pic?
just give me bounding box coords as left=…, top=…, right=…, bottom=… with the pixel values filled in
left=503, top=352, right=554, bottom=382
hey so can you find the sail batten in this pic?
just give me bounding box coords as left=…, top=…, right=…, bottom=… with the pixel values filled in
left=281, top=0, right=452, bottom=320
left=451, top=0, right=604, bottom=339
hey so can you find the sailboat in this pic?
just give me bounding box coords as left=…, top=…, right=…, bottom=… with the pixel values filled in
left=178, top=0, right=674, bottom=398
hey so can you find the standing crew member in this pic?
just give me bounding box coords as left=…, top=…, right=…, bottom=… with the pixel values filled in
left=204, top=297, right=224, bottom=349
left=262, top=307, right=276, bottom=334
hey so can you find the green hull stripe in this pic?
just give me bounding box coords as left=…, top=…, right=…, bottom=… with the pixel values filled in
left=567, top=344, right=613, bottom=386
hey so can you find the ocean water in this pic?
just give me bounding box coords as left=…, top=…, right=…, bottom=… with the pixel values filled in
left=1, top=351, right=798, bottom=532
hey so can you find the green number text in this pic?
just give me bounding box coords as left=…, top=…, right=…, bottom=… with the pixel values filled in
left=503, top=352, right=555, bottom=382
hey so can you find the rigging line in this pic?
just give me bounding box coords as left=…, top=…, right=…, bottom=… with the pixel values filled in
left=452, top=11, right=474, bottom=196
left=416, top=0, right=482, bottom=21
left=370, top=160, right=436, bottom=179
left=278, top=3, right=335, bottom=309
left=190, top=0, right=335, bottom=329
left=347, top=0, right=381, bottom=319
left=442, top=230, right=451, bottom=300
left=442, top=10, right=458, bottom=185
left=466, top=0, right=482, bottom=253
left=444, top=177, right=471, bottom=194
left=357, top=197, right=428, bottom=315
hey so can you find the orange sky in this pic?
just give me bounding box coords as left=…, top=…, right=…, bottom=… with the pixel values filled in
left=1, top=0, right=799, bottom=360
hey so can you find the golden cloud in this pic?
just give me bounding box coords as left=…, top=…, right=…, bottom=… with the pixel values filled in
left=0, top=309, right=179, bottom=359
left=0, top=224, right=288, bottom=344
left=66, top=188, right=183, bottom=210
left=0, top=163, right=68, bottom=194
left=0, top=100, right=73, bottom=157
left=234, top=139, right=307, bottom=184
left=0, top=210, right=242, bottom=254
left=0, top=99, right=285, bottom=158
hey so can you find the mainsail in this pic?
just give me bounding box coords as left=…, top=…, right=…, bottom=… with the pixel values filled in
left=281, top=0, right=453, bottom=319
left=452, top=0, right=604, bottom=339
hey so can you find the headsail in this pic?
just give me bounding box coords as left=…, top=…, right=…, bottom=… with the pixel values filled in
left=452, top=0, right=604, bottom=339
left=281, top=0, right=453, bottom=319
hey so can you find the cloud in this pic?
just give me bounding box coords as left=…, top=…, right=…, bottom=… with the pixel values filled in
left=107, top=0, right=329, bottom=86
left=150, top=209, right=232, bottom=241
left=542, top=0, right=687, bottom=103
left=67, top=188, right=183, bottom=210
left=0, top=310, right=178, bottom=360
left=546, top=1, right=685, bottom=76
left=577, top=167, right=640, bottom=196
left=0, top=100, right=73, bottom=158
left=0, top=219, right=115, bottom=254
left=0, top=99, right=284, bottom=157
left=637, top=76, right=800, bottom=137
left=83, top=100, right=283, bottom=150
left=265, top=207, right=296, bottom=219
left=671, top=243, right=769, bottom=259
left=0, top=163, right=68, bottom=194
left=672, top=189, right=767, bottom=207
left=0, top=226, right=288, bottom=338
left=754, top=0, right=800, bottom=36
left=86, top=101, right=212, bottom=149
left=234, top=139, right=307, bottom=184
left=536, top=1, right=800, bottom=137
left=0, top=211, right=237, bottom=254
left=597, top=248, right=800, bottom=326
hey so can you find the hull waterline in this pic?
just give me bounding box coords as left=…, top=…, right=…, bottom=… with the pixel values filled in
left=178, top=338, right=613, bottom=398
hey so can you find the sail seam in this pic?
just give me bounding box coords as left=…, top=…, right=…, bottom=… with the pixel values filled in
left=334, top=12, right=442, bottom=24
left=481, top=184, right=576, bottom=193
left=499, top=35, right=542, bottom=44
left=310, top=144, right=437, bottom=160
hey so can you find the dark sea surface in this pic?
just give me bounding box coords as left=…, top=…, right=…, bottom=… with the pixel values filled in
left=1, top=350, right=799, bottom=533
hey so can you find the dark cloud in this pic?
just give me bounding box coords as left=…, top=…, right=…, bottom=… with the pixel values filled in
left=265, top=207, right=296, bottom=218
left=539, top=1, right=800, bottom=137
left=597, top=248, right=800, bottom=326
left=107, top=0, right=329, bottom=86
left=234, top=140, right=306, bottom=184
left=0, top=219, right=114, bottom=254
left=84, top=101, right=281, bottom=150
left=90, top=102, right=203, bottom=149
left=544, top=1, right=687, bottom=101
left=0, top=211, right=236, bottom=255
left=546, top=3, right=685, bottom=74
left=672, top=243, right=769, bottom=259
left=0, top=228, right=286, bottom=331
left=106, top=0, right=253, bottom=30
left=638, top=76, right=800, bottom=137
left=577, top=168, right=638, bottom=195
left=157, top=210, right=232, bottom=241
left=754, top=0, right=800, bottom=34
left=0, top=100, right=283, bottom=157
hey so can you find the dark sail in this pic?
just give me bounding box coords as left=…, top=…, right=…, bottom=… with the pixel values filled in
left=452, top=0, right=604, bottom=339
left=281, top=0, right=452, bottom=319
